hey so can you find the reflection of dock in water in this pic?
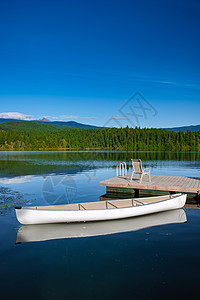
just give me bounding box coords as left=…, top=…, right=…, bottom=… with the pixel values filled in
left=184, top=204, right=200, bottom=209
left=16, top=209, right=187, bottom=244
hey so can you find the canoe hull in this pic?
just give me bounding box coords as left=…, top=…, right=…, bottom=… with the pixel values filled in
left=15, top=194, right=187, bottom=225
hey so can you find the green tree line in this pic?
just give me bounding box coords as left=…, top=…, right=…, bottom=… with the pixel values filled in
left=0, top=127, right=199, bottom=151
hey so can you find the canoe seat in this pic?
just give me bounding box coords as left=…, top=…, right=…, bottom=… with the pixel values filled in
left=78, top=204, right=86, bottom=210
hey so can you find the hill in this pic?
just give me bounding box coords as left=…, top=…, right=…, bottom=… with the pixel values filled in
left=0, top=121, right=63, bottom=132
left=0, top=118, right=199, bottom=132
left=0, top=118, right=101, bottom=129
left=0, top=124, right=199, bottom=151
left=37, top=120, right=101, bottom=129
left=163, top=124, right=200, bottom=132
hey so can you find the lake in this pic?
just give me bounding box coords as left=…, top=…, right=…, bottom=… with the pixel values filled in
left=0, top=151, right=200, bottom=300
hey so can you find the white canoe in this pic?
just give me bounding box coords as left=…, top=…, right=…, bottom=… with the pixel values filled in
left=15, top=193, right=187, bottom=225
left=16, top=209, right=187, bottom=243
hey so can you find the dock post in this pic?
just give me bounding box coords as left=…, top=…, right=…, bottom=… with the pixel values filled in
left=134, top=189, right=139, bottom=198
left=197, top=190, right=200, bottom=207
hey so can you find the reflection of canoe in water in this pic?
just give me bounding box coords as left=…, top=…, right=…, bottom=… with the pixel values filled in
left=15, top=193, right=187, bottom=225
left=16, top=209, right=187, bottom=243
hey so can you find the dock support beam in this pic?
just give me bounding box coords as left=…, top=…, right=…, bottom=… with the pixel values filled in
left=134, top=189, right=139, bottom=198
left=197, top=190, right=200, bottom=207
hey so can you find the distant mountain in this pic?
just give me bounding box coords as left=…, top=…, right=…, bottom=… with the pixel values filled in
left=163, top=125, right=200, bottom=133
left=38, top=117, right=51, bottom=122
left=0, top=118, right=101, bottom=129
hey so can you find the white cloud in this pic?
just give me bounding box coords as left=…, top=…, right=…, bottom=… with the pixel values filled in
left=0, top=112, right=33, bottom=120
left=40, top=115, right=51, bottom=119
left=0, top=112, right=97, bottom=122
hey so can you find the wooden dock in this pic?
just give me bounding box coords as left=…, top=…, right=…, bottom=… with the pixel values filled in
left=100, top=174, right=200, bottom=197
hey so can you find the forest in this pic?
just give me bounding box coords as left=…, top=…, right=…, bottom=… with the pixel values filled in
left=0, top=122, right=199, bottom=151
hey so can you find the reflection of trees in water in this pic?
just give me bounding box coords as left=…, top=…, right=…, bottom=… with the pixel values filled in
left=1, top=150, right=199, bottom=162
left=0, top=187, right=33, bottom=215
left=0, top=151, right=199, bottom=176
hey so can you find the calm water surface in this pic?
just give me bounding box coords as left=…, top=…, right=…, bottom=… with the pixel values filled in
left=0, top=151, right=200, bottom=300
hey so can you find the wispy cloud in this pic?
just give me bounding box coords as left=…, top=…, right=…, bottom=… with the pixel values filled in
left=50, top=115, right=96, bottom=120
left=0, top=112, right=33, bottom=120
left=146, top=80, right=176, bottom=85
left=60, top=115, right=79, bottom=119
left=46, top=70, right=200, bottom=89
left=112, top=116, right=130, bottom=120
left=83, top=116, right=96, bottom=119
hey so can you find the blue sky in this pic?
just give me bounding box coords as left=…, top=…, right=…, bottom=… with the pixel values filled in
left=0, top=0, right=199, bottom=128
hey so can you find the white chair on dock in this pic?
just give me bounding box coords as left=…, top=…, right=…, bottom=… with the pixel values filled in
left=130, top=159, right=151, bottom=183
